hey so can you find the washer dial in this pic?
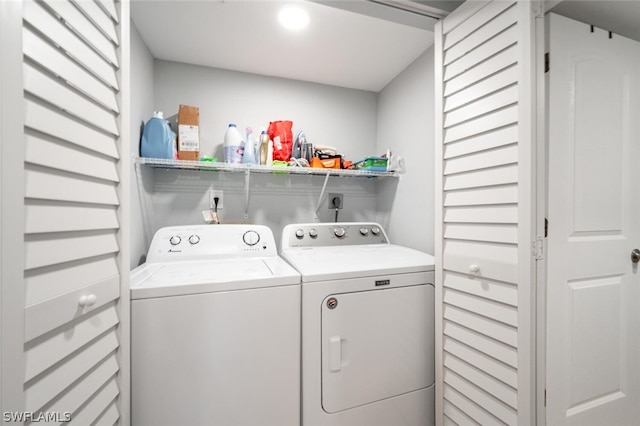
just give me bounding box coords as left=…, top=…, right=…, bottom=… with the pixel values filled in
left=169, top=235, right=181, bottom=246
left=243, top=230, right=260, bottom=246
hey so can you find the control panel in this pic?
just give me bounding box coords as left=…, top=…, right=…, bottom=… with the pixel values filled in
left=282, top=222, right=389, bottom=249
left=146, top=224, right=276, bottom=263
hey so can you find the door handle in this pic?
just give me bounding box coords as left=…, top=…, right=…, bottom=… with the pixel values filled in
left=632, top=249, right=640, bottom=264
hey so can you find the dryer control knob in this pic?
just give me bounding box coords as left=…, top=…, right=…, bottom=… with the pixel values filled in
left=188, top=235, right=200, bottom=245
left=295, top=229, right=305, bottom=239
left=243, top=230, right=260, bottom=246
left=169, top=236, right=181, bottom=246
left=359, top=227, right=369, bottom=236
left=309, top=228, right=318, bottom=238
left=371, top=226, right=381, bottom=235
left=334, top=227, right=346, bottom=238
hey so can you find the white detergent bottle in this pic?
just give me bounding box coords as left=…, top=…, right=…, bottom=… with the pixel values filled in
left=223, top=123, right=244, bottom=163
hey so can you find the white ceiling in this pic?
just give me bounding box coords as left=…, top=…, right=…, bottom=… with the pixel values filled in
left=130, top=0, right=442, bottom=92
left=549, top=0, right=640, bottom=42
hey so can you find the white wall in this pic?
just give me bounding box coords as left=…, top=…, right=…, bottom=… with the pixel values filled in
left=130, top=23, right=155, bottom=267
left=376, top=47, right=435, bottom=254
left=153, top=60, right=378, bottom=161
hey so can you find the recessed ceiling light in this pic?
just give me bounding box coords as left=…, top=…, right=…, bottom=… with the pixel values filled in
left=278, top=5, right=309, bottom=31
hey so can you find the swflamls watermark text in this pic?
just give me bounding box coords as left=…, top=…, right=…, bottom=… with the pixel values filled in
left=3, top=411, right=71, bottom=422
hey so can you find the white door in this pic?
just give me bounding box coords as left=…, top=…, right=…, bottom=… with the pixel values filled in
left=546, top=13, right=640, bottom=425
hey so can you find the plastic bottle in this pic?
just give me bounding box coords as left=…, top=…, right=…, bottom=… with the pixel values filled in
left=141, top=111, right=177, bottom=159
left=259, top=130, right=269, bottom=165
left=242, top=127, right=257, bottom=164
left=266, top=140, right=274, bottom=166
left=223, top=123, right=244, bottom=163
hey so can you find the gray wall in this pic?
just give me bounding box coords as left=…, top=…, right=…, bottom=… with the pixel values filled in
left=129, top=28, right=436, bottom=264
left=130, top=23, right=155, bottom=267
left=376, top=47, right=435, bottom=253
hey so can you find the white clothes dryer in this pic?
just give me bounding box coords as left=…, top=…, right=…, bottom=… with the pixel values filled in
left=130, top=224, right=300, bottom=426
left=281, top=222, right=435, bottom=426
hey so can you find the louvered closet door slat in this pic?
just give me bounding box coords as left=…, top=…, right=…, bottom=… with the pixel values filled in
left=42, top=0, right=118, bottom=66
left=443, top=398, right=482, bottom=426
left=443, top=0, right=515, bottom=49
left=24, top=231, right=119, bottom=270
left=72, top=0, right=119, bottom=45
left=24, top=304, right=119, bottom=381
left=25, top=201, right=119, bottom=234
left=443, top=288, right=517, bottom=327
left=443, top=353, right=517, bottom=408
left=23, top=0, right=118, bottom=89
left=444, top=144, right=518, bottom=175
left=69, top=378, right=119, bottom=426
left=444, top=164, right=518, bottom=191
left=25, top=256, right=119, bottom=306
left=93, top=402, right=120, bottom=426
left=444, top=25, right=518, bottom=81
left=444, top=3, right=517, bottom=65
left=444, top=222, right=518, bottom=244
left=444, top=125, right=518, bottom=159
left=443, top=254, right=518, bottom=284
left=95, top=0, right=119, bottom=23
left=444, top=337, right=518, bottom=388
left=444, top=370, right=517, bottom=425
left=445, top=66, right=518, bottom=112
left=45, top=354, right=119, bottom=418
left=443, top=322, right=518, bottom=368
left=23, top=27, right=119, bottom=112
left=25, top=166, right=119, bottom=205
left=23, top=62, right=119, bottom=135
left=444, top=85, right=518, bottom=128
left=444, top=386, right=502, bottom=426
left=24, top=330, right=119, bottom=412
left=443, top=185, right=518, bottom=206
left=443, top=304, right=517, bottom=346
left=25, top=276, right=119, bottom=341
left=25, top=133, right=119, bottom=181
left=25, top=99, right=118, bottom=158
left=444, top=105, right=518, bottom=143
left=444, top=204, right=518, bottom=224
left=444, top=45, right=518, bottom=96
left=443, top=271, right=518, bottom=306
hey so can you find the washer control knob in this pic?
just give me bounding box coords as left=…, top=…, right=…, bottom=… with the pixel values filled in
left=309, top=228, right=318, bottom=238
left=359, top=227, right=369, bottom=236
left=169, top=235, right=181, bottom=246
left=334, top=227, right=346, bottom=238
left=188, top=235, right=200, bottom=245
left=243, top=230, right=260, bottom=246
left=295, top=229, right=305, bottom=239
left=371, top=226, right=381, bottom=235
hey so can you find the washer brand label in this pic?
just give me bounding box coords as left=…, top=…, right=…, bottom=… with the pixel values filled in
left=375, top=279, right=390, bottom=287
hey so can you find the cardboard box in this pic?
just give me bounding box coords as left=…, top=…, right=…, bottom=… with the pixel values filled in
left=177, top=104, right=199, bottom=160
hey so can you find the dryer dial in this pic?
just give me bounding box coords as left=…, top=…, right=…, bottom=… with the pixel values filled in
left=188, top=235, right=200, bottom=245
left=333, top=227, right=346, bottom=238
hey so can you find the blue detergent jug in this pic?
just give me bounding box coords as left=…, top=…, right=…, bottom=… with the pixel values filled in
left=141, top=111, right=176, bottom=159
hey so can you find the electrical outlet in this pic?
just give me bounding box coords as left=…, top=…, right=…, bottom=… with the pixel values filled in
left=328, top=193, right=343, bottom=210
left=209, top=190, right=223, bottom=209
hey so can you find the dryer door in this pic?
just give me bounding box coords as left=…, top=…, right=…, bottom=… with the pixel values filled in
left=321, top=284, right=434, bottom=413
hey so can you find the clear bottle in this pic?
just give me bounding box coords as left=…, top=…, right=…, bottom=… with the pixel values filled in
left=259, top=130, right=269, bottom=165
left=223, top=124, right=244, bottom=163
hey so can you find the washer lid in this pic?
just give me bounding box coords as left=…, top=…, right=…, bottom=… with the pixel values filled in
left=130, top=257, right=300, bottom=299
left=281, top=244, right=435, bottom=282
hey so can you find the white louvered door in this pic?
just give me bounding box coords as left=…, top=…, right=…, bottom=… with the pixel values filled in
left=434, top=1, right=536, bottom=424
left=17, top=0, right=128, bottom=423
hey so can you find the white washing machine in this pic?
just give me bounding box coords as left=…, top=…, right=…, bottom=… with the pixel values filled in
left=281, top=222, right=435, bottom=426
left=130, top=224, right=301, bottom=426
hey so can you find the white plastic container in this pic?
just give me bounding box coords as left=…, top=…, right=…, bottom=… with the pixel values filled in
left=223, top=124, right=244, bottom=163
